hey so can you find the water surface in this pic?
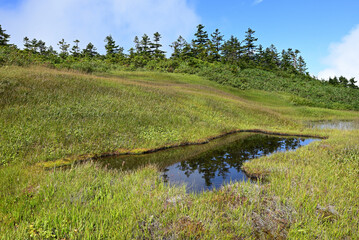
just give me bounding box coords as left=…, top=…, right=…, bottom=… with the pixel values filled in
left=307, top=120, right=359, bottom=130
left=99, top=133, right=319, bottom=192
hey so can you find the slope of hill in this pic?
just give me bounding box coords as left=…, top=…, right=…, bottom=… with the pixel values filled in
left=0, top=66, right=358, bottom=239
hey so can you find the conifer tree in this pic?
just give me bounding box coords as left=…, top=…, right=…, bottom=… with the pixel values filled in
left=170, top=35, right=187, bottom=59
left=292, top=49, right=300, bottom=69
left=329, top=76, right=339, bottom=85
left=23, top=37, right=31, bottom=50
left=134, top=36, right=141, bottom=53
left=181, top=42, right=193, bottom=60
left=339, top=76, right=349, bottom=86
left=82, top=42, right=98, bottom=58
left=243, top=28, right=258, bottom=59
left=128, top=47, right=136, bottom=59
left=268, top=44, right=280, bottom=66
left=71, top=40, right=81, bottom=57
left=150, top=32, right=165, bottom=59
left=37, top=40, right=47, bottom=55
left=210, top=29, right=224, bottom=61
left=349, top=78, right=358, bottom=89
left=58, top=38, right=70, bottom=58
left=285, top=49, right=301, bottom=70
left=139, top=34, right=151, bottom=58
left=260, top=44, right=280, bottom=70
left=280, top=49, right=293, bottom=71
left=30, top=38, right=38, bottom=53
left=192, top=24, right=209, bottom=60
left=297, top=56, right=307, bottom=73
left=0, top=25, right=10, bottom=46
left=256, top=44, right=265, bottom=65
left=104, top=35, right=119, bottom=57
left=221, top=35, right=242, bottom=63
left=47, top=45, right=57, bottom=56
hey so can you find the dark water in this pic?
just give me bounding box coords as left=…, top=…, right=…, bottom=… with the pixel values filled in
left=307, top=120, right=359, bottom=130
left=99, top=133, right=319, bottom=192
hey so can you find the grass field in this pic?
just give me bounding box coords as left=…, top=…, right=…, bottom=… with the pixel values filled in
left=0, top=66, right=358, bottom=239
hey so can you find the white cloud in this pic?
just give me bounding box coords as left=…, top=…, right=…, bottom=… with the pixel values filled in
left=0, top=0, right=200, bottom=54
left=318, top=24, right=359, bottom=84
left=254, top=0, right=263, bottom=5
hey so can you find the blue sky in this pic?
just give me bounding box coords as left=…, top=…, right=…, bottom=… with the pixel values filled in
left=1, top=0, right=359, bottom=80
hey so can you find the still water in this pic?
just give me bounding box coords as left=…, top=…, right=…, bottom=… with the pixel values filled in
left=98, top=133, right=319, bottom=192
left=307, top=120, right=359, bottom=130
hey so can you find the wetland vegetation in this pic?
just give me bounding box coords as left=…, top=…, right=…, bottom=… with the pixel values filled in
left=1, top=66, right=358, bottom=239
left=0, top=24, right=359, bottom=239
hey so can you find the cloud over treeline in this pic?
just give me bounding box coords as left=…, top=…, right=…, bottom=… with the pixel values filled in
left=318, top=24, right=359, bottom=84
left=0, top=0, right=200, bottom=53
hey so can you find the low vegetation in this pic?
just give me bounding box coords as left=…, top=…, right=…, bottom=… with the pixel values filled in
left=0, top=65, right=358, bottom=239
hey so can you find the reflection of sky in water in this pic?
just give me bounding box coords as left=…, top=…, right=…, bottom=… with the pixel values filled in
left=98, top=133, right=320, bottom=193
left=163, top=165, right=248, bottom=193
left=162, top=138, right=319, bottom=193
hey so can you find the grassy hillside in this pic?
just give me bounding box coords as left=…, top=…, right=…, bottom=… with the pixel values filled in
left=2, top=44, right=359, bottom=111
left=1, top=66, right=359, bottom=239
left=58, top=60, right=359, bottom=110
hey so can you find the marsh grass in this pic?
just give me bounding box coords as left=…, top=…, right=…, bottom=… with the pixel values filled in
left=242, top=130, right=359, bottom=238
left=0, top=66, right=304, bottom=166
left=1, top=66, right=359, bottom=239
left=1, top=162, right=264, bottom=239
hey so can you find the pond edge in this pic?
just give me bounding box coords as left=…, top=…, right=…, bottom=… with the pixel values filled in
left=38, top=129, right=328, bottom=169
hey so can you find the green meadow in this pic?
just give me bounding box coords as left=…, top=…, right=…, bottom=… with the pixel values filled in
left=1, top=66, right=359, bottom=239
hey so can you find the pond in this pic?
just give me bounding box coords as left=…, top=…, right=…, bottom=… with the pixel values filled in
left=307, top=120, right=359, bottom=130
left=98, top=133, right=319, bottom=192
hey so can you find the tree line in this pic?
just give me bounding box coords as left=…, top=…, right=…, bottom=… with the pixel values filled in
left=0, top=24, right=306, bottom=71
left=328, top=76, right=357, bottom=89
left=0, top=24, right=357, bottom=89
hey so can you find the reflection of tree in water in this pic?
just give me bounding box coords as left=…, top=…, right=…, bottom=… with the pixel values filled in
left=162, top=168, right=170, bottom=183
left=167, top=135, right=304, bottom=186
